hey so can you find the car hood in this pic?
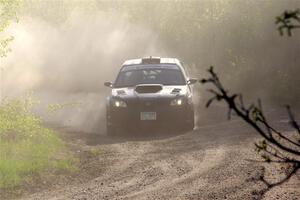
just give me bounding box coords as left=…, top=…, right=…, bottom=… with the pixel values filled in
left=111, top=85, right=188, bottom=99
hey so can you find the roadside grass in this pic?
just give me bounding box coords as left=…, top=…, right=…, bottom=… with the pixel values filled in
left=0, top=96, right=72, bottom=188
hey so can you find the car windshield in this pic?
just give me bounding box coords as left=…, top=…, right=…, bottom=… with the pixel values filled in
left=114, top=65, right=186, bottom=88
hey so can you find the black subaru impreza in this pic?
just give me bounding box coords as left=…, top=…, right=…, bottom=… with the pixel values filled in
left=104, top=57, right=196, bottom=135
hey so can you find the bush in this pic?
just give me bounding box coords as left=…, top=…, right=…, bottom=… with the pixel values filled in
left=0, top=95, right=69, bottom=188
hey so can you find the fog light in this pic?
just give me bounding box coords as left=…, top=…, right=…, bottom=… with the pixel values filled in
left=170, top=98, right=183, bottom=106
left=177, top=99, right=182, bottom=105
left=113, top=100, right=127, bottom=107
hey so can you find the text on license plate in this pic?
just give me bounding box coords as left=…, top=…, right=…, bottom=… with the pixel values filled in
left=140, top=112, right=157, bottom=120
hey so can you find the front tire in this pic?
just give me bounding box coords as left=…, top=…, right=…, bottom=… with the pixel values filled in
left=106, top=107, right=117, bottom=136
left=184, top=109, right=195, bottom=131
left=186, top=118, right=195, bottom=131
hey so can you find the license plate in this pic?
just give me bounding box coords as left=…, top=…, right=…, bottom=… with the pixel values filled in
left=140, top=112, right=156, bottom=120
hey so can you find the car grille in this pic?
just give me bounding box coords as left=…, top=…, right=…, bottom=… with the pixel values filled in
left=127, top=99, right=170, bottom=111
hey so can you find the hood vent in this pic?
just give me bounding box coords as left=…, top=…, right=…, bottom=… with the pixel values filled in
left=171, top=88, right=181, bottom=94
left=135, top=84, right=163, bottom=94
left=116, top=90, right=126, bottom=95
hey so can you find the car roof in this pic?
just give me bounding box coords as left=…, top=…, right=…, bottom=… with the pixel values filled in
left=120, top=57, right=188, bottom=78
left=122, top=57, right=181, bottom=66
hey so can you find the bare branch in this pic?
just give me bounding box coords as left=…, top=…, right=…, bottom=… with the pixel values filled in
left=276, top=9, right=300, bottom=36
left=200, top=66, right=300, bottom=195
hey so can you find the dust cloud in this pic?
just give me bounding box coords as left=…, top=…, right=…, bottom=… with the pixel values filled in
left=1, top=6, right=165, bottom=133
left=1, top=0, right=300, bottom=133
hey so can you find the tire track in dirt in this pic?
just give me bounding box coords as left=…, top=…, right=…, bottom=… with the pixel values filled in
left=24, top=127, right=257, bottom=200
left=122, top=148, right=226, bottom=200
left=23, top=115, right=298, bottom=200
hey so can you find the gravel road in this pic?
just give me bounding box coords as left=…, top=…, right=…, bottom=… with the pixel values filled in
left=21, top=107, right=300, bottom=200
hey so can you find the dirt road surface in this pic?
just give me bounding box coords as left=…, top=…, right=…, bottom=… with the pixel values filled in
left=20, top=107, right=300, bottom=200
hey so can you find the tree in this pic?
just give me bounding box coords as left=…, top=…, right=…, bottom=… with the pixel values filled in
left=0, top=0, right=20, bottom=101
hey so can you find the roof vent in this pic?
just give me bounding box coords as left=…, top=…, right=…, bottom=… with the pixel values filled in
left=141, top=56, right=160, bottom=64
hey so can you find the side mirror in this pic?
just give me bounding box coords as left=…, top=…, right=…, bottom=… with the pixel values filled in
left=104, top=81, right=113, bottom=88
left=187, top=78, right=197, bottom=85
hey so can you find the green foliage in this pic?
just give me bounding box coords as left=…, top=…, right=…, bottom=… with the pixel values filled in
left=53, top=158, right=75, bottom=171
left=0, top=0, right=20, bottom=57
left=0, top=0, right=20, bottom=31
left=0, top=95, right=71, bottom=188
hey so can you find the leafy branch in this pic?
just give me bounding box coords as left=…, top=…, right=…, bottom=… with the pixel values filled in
left=0, top=0, right=20, bottom=58
left=200, top=66, right=300, bottom=193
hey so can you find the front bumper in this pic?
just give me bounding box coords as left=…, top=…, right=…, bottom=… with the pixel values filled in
left=107, top=103, right=194, bottom=131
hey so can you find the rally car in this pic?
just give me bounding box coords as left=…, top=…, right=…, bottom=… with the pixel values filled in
left=104, top=57, right=196, bottom=135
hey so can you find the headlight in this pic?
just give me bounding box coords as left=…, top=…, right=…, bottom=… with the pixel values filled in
left=170, top=98, right=183, bottom=106
left=112, top=99, right=127, bottom=107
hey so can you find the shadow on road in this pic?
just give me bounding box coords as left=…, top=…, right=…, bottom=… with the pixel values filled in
left=55, top=127, right=190, bottom=146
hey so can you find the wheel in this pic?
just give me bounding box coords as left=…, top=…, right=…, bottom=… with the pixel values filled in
left=106, top=108, right=117, bottom=136
left=187, top=118, right=195, bottom=131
